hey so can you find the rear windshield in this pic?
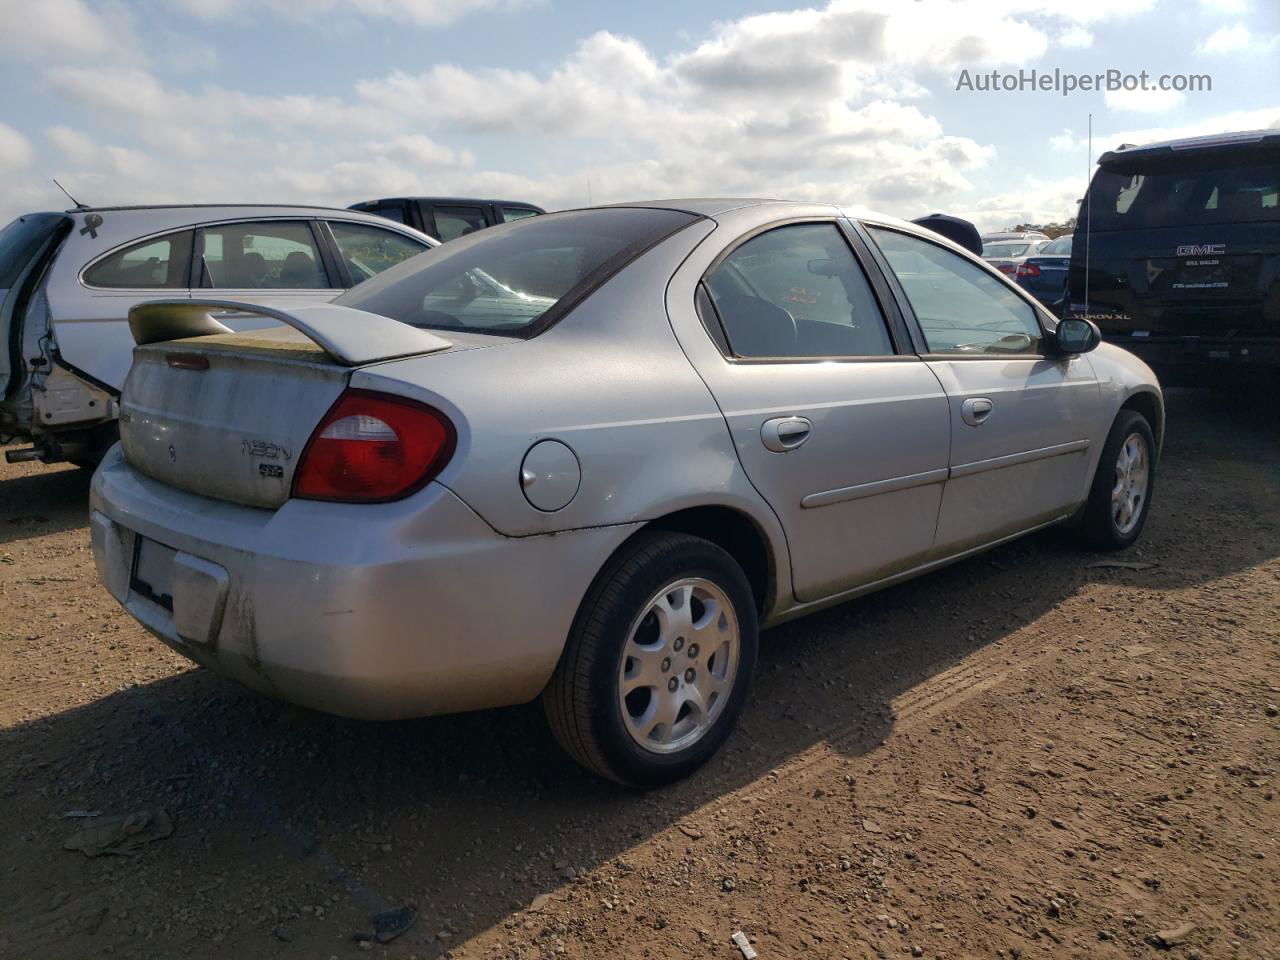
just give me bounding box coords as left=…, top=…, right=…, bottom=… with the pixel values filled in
left=1039, top=235, right=1072, bottom=255
left=338, top=207, right=698, bottom=336
left=0, top=213, right=69, bottom=288
left=983, top=242, right=1034, bottom=257
left=1086, top=155, right=1279, bottom=231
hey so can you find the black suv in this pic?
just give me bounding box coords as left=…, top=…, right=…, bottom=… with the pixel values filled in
left=1064, top=129, right=1279, bottom=386
left=349, top=197, right=544, bottom=242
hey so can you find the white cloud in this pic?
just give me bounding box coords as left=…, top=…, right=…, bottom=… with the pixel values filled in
left=958, top=175, right=1084, bottom=232
left=1197, top=24, right=1280, bottom=54
left=1049, top=128, right=1079, bottom=152
left=1198, top=0, right=1248, bottom=11
left=45, top=125, right=97, bottom=165
left=0, top=0, right=118, bottom=56
left=168, top=0, right=533, bottom=26
left=1104, top=87, right=1186, bottom=113
left=1058, top=26, right=1094, bottom=48
left=0, top=123, right=34, bottom=174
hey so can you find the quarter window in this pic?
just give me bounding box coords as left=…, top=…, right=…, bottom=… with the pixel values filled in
left=84, top=231, right=193, bottom=289
left=329, top=222, right=428, bottom=286
left=869, top=227, right=1043, bottom=356
left=704, top=223, right=894, bottom=358
left=501, top=207, right=540, bottom=224
left=198, top=221, right=329, bottom=289
left=433, top=206, right=488, bottom=242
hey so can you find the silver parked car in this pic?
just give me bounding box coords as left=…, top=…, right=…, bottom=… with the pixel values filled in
left=90, top=200, right=1163, bottom=786
left=0, top=205, right=433, bottom=465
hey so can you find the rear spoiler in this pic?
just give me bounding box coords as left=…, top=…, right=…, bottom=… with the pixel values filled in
left=128, top=299, right=452, bottom=367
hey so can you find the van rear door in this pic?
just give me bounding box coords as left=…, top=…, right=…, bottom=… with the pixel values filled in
left=0, top=213, right=71, bottom=397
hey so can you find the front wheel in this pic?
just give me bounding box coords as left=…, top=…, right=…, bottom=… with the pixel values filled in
left=544, top=531, right=758, bottom=787
left=1079, top=409, right=1156, bottom=550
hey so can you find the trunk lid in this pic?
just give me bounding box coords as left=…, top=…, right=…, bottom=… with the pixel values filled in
left=118, top=300, right=460, bottom=508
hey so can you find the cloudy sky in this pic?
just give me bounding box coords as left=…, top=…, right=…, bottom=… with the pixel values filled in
left=0, top=0, right=1276, bottom=230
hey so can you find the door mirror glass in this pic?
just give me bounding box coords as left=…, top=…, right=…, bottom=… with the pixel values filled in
left=1054, top=317, right=1101, bottom=354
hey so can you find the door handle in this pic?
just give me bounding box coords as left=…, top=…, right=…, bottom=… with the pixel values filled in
left=961, top=397, right=994, bottom=426
left=761, top=416, right=812, bottom=452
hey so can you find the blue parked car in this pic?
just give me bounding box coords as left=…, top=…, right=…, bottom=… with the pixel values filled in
left=1015, top=234, right=1071, bottom=306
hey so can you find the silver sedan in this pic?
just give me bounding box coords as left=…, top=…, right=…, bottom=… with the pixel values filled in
left=90, top=199, right=1163, bottom=786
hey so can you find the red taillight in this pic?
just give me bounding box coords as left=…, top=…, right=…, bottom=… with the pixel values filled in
left=997, top=263, right=1017, bottom=275
left=1016, top=263, right=1041, bottom=278
left=292, top=389, right=456, bottom=503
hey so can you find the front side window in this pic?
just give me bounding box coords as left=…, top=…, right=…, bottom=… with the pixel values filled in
left=433, top=205, right=488, bottom=242
left=84, top=231, right=193, bottom=289
left=338, top=207, right=697, bottom=336
left=704, top=223, right=894, bottom=358
left=329, top=222, right=428, bottom=286
left=198, top=221, right=328, bottom=289
left=869, top=227, right=1043, bottom=355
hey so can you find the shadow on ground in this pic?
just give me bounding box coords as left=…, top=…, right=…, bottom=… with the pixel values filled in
left=0, top=389, right=1276, bottom=958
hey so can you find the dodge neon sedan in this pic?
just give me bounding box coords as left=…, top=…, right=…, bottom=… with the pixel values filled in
left=91, top=200, right=1162, bottom=787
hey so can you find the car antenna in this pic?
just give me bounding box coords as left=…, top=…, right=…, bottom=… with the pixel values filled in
left=52, top=178, right=90, bottom=212
left=1083, top=113, right=1092, bottom=322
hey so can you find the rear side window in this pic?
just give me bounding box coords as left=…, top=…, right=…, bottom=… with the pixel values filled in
left=1040, top=235, right=1072, bottom=255
left=329, top=222, right=428, bottom=286
left=84, top=231, right=194, bottom=289
left=338, top=207, right=698, bottom=336
left=0, top=213, right=69, bottom=288
left=705, top=223, right=894, bottom=358
left=1087, top=157, right=1279, bottom=230
left=870, top=227, right=1043, bottom=355
left=198, top=221, right=329, bottom=289
left=433, top=205, right=488, bottom=241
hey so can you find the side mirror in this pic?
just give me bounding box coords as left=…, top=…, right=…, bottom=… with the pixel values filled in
left=1054, top=317, right=1101, bottom=355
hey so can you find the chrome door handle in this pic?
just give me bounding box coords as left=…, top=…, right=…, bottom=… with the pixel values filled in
left=761, top=416, right=811, bottom=452
left=961, top=397, right=994, bottom=426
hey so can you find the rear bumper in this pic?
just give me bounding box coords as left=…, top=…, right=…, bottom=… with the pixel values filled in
left=90, top=446, right=636, bottom=719
left=1104, top=336, right=1280, bottom=387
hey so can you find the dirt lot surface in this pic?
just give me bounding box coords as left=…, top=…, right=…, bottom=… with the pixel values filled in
left=1, top=390, right=1277, bottom=960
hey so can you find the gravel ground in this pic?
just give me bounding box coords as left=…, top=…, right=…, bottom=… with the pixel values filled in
left=0, top=389, right=1276, bottom=960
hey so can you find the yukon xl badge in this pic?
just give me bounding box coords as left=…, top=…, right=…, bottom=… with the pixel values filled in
left=1177, top=243, right=1226, bottom=257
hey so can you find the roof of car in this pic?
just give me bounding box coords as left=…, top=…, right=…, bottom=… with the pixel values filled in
left=352, top=197, right=543, bottom=208
left=55, top=203, right=384, bottom=215
left=1099, top=128, right=1280, bottom=165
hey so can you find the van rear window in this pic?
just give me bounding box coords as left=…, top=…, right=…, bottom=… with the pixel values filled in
left=1086, top=156, right=1278, bottom=231
left=0, top=213, right=69, bottom=288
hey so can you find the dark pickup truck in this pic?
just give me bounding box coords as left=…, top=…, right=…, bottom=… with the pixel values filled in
left=349, top=197, right=545, bottom=242
left=1065, top=129, right=1279, bottom=387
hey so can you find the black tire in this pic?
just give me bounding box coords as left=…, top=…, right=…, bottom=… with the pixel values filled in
left=544, top=531, right=759, bottom=788
left=1079, top=409, right=1156, bottom=551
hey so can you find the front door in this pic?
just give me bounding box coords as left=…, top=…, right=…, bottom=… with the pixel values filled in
left=866, top=225, right=1100, bottom=555
left=692, top=221, right=951, bottom=602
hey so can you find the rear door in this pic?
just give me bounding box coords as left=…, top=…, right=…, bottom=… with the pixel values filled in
left=692, top=220, right=951, bottom=602
left=866, top=224, right=1099, bottom=555
left=193, top=219, right=342, bottom=333
left=0, top=213, right=72, bottom=396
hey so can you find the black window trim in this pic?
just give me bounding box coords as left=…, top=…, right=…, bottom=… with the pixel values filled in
left=191, top=217, right=339, bottom=291
left=79, top=226, right=197, bottom=292
left=697, top=216, right=913, bottom=364
left=859, top=220, right=1059, bottom=361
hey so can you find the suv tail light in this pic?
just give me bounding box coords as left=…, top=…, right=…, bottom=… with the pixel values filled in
left=1016, top=263, right=1041, bottom=278
left=292, top=389, right=456, bottom=502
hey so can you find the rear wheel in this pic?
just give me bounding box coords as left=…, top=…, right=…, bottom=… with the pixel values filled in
left=544, top=531, right=758, bottom=787
left=1080, top=409, right=1156, bottom=550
